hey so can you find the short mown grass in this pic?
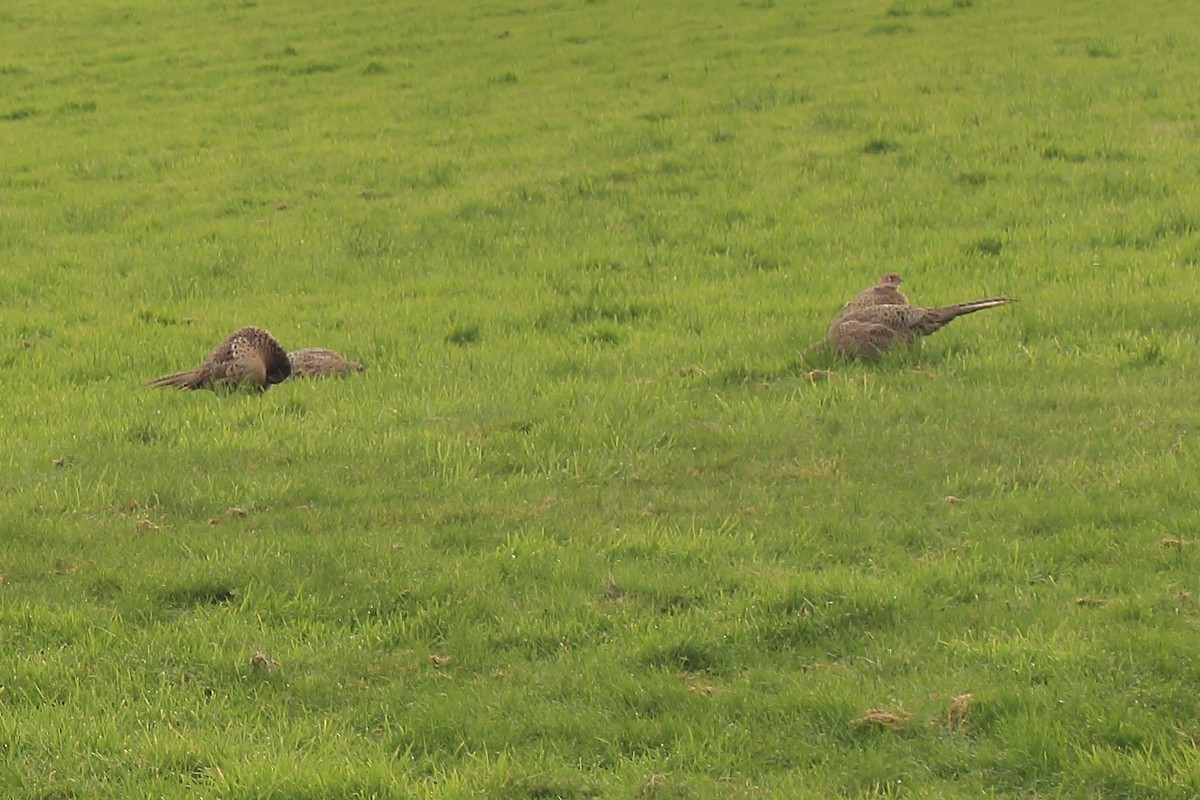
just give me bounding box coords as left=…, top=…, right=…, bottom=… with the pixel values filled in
left=3, top=0, right=1200, bottom=797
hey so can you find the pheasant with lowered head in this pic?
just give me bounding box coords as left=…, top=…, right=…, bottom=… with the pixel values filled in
left=147, top=326, right=291, bottom=390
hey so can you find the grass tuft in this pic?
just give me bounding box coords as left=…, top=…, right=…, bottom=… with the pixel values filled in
left=863, top=137, right=899, bottom=155
left=0, top=107, right=37, bottom=121
left=446, top=323, right=482, bottom=346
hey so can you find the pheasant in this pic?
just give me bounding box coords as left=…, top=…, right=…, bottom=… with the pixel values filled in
left=287, top=348, right=365, bottom=378
left=148, top=326, right=291, bottom=390
left=828, top=277, right=1011, bottom=360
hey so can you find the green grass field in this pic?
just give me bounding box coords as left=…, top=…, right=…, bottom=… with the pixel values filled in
left=4, top=0, right=1200, bottom=796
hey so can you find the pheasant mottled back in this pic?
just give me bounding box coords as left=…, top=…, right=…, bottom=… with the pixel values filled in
left=835, top=272, right=909, bottom=319
left=287, top=348, right=365, bottom=378
left=148, top=326, right=291, bottom=391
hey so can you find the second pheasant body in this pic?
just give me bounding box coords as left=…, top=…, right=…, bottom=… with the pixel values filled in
left=828, top=274, right=1011, bottom=360
left=287, top=348, right=365, bottom=378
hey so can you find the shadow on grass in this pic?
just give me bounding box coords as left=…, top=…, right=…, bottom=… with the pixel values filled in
left=707, top=341, right=936, bottom=388
left=158, top=581, right=237, bottom=610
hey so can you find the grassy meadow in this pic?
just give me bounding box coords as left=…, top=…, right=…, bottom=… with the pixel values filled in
left=4, top=0, right=1200, bottom=796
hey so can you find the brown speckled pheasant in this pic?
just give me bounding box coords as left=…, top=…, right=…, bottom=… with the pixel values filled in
left=828, top=277, right=1011, bottom=360
left=835, top=272, right=909, bottom=319
left=148, top=326, right=291, bottom=390
left=287, top=348, right=365, bottom=378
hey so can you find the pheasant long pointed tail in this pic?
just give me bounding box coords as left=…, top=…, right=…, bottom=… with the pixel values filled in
left=948, top=296, right=1012, bottom=316
left=146, top=369, right=204, bottom=390
left=914, top=296, right=1013, bottom=335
